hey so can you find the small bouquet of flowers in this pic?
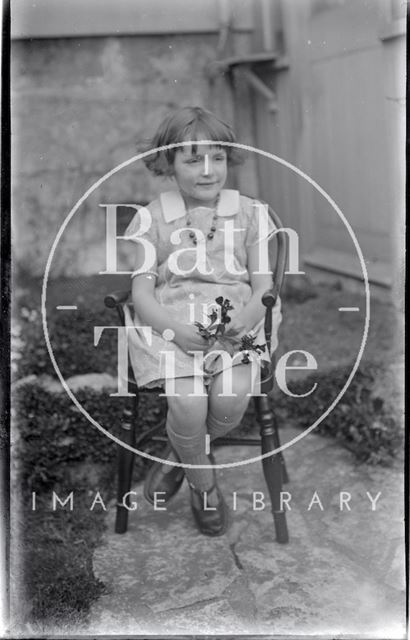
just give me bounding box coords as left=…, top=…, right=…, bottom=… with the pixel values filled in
left=194, top=296, right=266, bottom=364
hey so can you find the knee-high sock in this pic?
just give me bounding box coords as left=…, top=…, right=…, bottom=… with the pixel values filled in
left=166, top=422, right=214, bottom=491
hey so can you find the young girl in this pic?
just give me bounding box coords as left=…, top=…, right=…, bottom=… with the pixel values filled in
left=125, top=106, right=281, bottom=536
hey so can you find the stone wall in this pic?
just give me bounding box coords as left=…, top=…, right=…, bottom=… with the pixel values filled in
left=12, top=34, right=236, bottom=279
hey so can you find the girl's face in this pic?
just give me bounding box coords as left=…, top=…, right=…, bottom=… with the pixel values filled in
left=172, top=144, right=228, bottom=208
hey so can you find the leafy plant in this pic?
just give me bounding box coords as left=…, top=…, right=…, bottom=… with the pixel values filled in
left=195, top=297, right=266, bottom=362
left=239, top=334, right=266, bottom=363
left=14, top=381, right=166, bottom=492
left=194, top=296, right=233, bottom=342
left=274, top=361, right=403, bottom=466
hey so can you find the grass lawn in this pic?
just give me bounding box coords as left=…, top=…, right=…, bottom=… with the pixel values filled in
left=14, top=494, right=106, bottom=632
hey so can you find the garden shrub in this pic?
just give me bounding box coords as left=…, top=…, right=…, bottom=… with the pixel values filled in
left=14, top=282, right=402, bottom=497
left=274, top=360, right=403, bottom=465
left=14, top=380, right=167, bottom=492
left=14, top=357, right=403, bottom=502
left=16, top=306, right=119, bottom=379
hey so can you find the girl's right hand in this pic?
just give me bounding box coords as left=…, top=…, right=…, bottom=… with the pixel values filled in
left=173, top=324, right=209, bottom=354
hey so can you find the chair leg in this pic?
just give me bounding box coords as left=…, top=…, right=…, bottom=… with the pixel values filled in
left=269, top=407, right=289, bottom=485
left=115, top=393, right=138, bottom=534
left=280, top=453, right=289, bottom=484
left=255, top=396, right=289, bottom=544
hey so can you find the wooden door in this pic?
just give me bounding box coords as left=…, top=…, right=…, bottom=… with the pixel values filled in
left=250, top=0, right=405, bottom=287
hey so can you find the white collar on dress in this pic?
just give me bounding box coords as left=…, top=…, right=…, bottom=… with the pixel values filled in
left=159, top=189, right=240, bottom=223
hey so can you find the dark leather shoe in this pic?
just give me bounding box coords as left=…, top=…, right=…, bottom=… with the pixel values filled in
left=144, top=445, right=185, bottom=505
left=189, top=481, right=228, bottom=536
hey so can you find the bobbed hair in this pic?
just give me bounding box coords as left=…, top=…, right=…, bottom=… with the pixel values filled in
left=143, top=106, right=244, bottom=176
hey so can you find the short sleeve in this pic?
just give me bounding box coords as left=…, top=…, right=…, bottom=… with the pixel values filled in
left=124, top=205, right=157, bottom=245
left=245, top=200, right=277, bottom=247
left=124, top=205, right=158, bottom=278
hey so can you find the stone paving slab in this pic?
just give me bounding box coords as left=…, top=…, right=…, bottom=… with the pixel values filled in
left=88, top=427, right=405, bottom=638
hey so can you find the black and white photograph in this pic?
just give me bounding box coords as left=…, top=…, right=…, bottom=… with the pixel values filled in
left=4, top=0, right=406, bottom=637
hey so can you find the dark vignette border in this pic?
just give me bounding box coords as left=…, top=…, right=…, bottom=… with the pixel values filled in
left=405, top=8, right=409, bottom=636
left=1, top=0, right=11, bottom=633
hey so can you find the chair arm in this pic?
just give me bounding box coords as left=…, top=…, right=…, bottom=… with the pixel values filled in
left=262, top=284, right=280, bottom=359
left=104, top=290, right=130, bottom=308
left=262, top=284, right=279, bottom=309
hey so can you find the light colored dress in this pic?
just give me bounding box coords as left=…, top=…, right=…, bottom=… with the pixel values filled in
left=124, top=189, right=282, bottom=389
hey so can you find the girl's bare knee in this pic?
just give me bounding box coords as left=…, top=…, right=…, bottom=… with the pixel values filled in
left=210, top=394, right=249, bottom=421
left=167, top=376, right=208, bottom=433
left=209, top=365, right=254, bottom=419
left=168, top=395, right=207, bottom=420
left=211, top=365, right=255, bottom=399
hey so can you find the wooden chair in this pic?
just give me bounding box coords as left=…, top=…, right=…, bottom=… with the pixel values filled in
left=104, top=203, right=289, bottom=543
